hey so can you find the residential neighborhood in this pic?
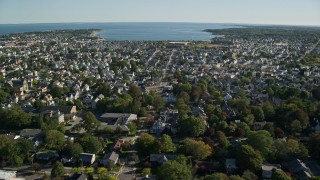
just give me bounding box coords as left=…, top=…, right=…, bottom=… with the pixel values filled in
left=0, top=26, right=320, bottom=180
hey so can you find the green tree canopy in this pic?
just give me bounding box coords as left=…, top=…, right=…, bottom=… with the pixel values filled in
left=45, top=130, right=66, bottom=150
left=51, top=161, right=65, bottom=178
left=64, top=142, right=83, bottom=159
left=237, top=145, right=263, bottom=172
left=0, top=105, right=32, bottom=129
left=179, top=138, right=212, bottom=160
left=83, top=111, right=100, bottom=133
left=176, top=98, right=191, bottom=118
left=157, top=159, right=192, bottom=180
left=160, top=134, right=176, bottom=153
left=204, top=173, right=229, bottom=180
left=271, top=170, right=291, bottom=180
left=178, top=116, right=206, bottom=137
left=246, top=130, right=274, bottom=159
left=242, top=170, right=258, bottom=180
left=0, top=89, right=10, bottom=104
left=78, top=133, right=102, bottom=154
left=274, top=139, right=308, bottom=161
left=128, top=84, right=142, bottom=99
left=136, top=133, right=157, bottom=157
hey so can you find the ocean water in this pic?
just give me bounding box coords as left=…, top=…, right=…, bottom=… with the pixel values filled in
left=0, top=22, right=235, bottom=41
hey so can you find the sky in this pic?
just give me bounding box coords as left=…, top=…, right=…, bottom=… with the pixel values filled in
left=0, top=0, right=320, bottom=26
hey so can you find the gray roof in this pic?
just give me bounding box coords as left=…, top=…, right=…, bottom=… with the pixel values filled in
left=20, top=129, right=42, bottom=137
left=79, top=153, right=95, bottom=163
left=109, top=151, right=119, bottom=162
left=39, top=106, right=76, bottom=114
left=150, top=154, right=176, bottom=164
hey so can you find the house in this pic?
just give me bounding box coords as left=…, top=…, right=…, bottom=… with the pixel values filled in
left=79, top=153, right=96, bottom=166
left=0, top=170, right=16, bottom=180
left=6, top=79, right=29, bottom=92
left=36, top=152, right=59, bottom=161
left=42, top=110, right=65, bottom=123
left=83, top=94, right=94, bottom=105
left=225, top=158, right=237, bottom=174
left=150, top=154, right=176, bottom=164
left=305, top=158, right=320, bottom=176
left=99, top=113, right=137, bottom=132
left=262, top=163, right=282, bottom=179
left=19, top=128, right=43, bottom=141
left=113, top=136, right=138, bottom=150
left=102, top=151, right=119, bottom=168
left=253, top=121, right=268, bottom=131
left=287, top=159, right=312, bottom=180
left=194, top=161, right=219, bottom=175
left=150, top=120, right=166, bottom=134
left=39, top=106, right=77, bottom=120
left=92, top=94, right=104, bottom=109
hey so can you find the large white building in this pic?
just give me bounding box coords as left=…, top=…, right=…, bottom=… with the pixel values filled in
left=0, top=170, right=17, bottom=180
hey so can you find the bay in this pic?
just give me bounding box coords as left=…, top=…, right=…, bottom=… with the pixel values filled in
left=0, top=22, right=236, bottom=41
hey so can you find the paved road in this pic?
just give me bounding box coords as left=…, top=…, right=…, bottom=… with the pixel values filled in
left=162, top=49, right=176, bottom=79
left=147, top=49, right=160, bottom=67
left=297, top=39, right=320, bottom=62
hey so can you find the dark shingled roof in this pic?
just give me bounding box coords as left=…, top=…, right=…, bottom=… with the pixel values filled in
left=20, top=129, right=42, bottom=138
left=39, top=106, right=76, bottom=114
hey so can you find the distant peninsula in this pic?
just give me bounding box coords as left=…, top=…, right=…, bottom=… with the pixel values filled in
left=204, top=25, right=320, bottom=39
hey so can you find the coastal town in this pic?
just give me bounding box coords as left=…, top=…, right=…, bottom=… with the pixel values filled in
left=1, top=26, right=320, bottom=180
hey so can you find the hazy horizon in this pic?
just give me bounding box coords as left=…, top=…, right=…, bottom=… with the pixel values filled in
left=1, top=22, right=319, bottom=28
left=1, top=0, right=320, bottom=26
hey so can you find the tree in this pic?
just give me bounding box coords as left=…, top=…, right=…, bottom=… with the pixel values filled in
left=97, top=167, right=110, bottom=180
left=0, top=89, right=10, bottom=104
left=127, top=122, right=137, bottom=135
left=271, top=170, right=291, bottom=180
left=179, top=138, right=212, bottom=160
left=230, top=175, right=245, bottom=180
left=142, top=168, right=151, bottom=177
left=160, top=134, right=176, bottom=153
left=51, top=87, right=66, bottom=98
left=216, top=131, right=230, bottom=149
left=51, top=161, right=64, bottom=178
left=78, top=133, right=102, bottom=154
left=274, top=139, right=308, bottom=161
left=45, top=130, right=65, bottom=150
left=191, top=85, right=202, bottom=102
left=96, top=84, right=112, bottom=97
left=158, top=160, right=191, bottom=180
left=308, top=132, right=320, bottom=159
left=285, top=87, right=301, bottom=98
left=246, top=130, right=274, bottom=159
left=251, top=106, right=265, bottom=121
left=85, top=167, right=94, bottom=175
left=178, top=91, right=190, bottom=103
left=178, top=116, right=206, bottom=137
left=33, top=100, right=45, bottom=110
left=242, top=170, right=258, bottom=180
left=0, top=135, right=16, bottom=162
left=65, top=142, right=83, bottom=159
left=136, top=133, right=157, bottom=157
left=128, top=84, right=142, bottom=99
left=237, top=145, right=263, bottom=172
left=204, top=173, right=229, bottom=180
left=15, top=139, right=33, bottom=161
left=152, top=93, right=165, bottom=111
left=176, top=98, right=191, bottom=118
left=83, top=111, right=100, bottom=133
left=0, top=105, right=32, bottom=129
